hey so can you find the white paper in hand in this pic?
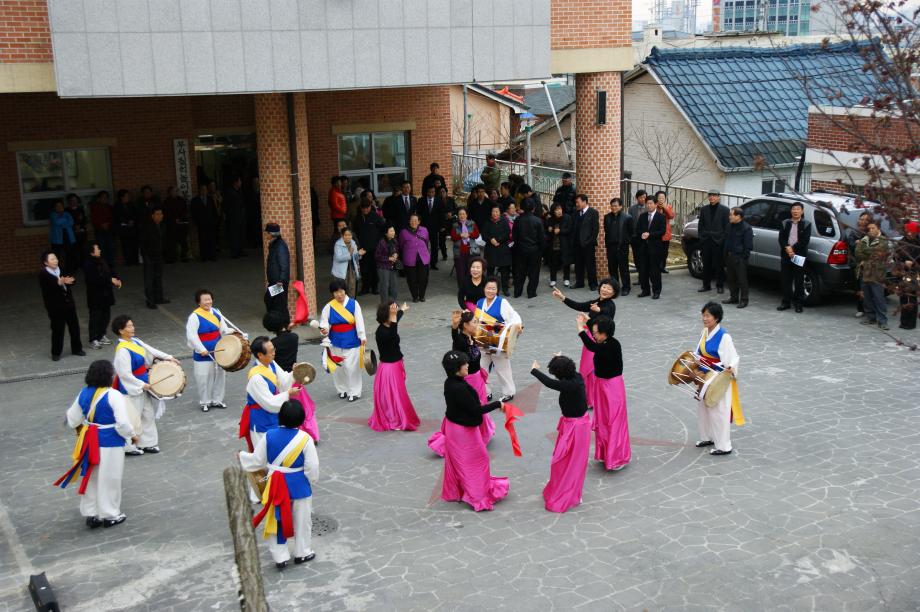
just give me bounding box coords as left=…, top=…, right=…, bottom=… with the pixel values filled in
left=268, top=282, right=285, bottom=297
left=791, top=254, right=806, bottom=267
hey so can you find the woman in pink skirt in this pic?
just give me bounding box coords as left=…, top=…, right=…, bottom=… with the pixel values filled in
left=551, top=279, right=617, bottom=408
left=368, top=301, right=420, bottom=432
left=439, top=350, right=509, bottom=511
left=530, top=355, right=591, bottom=513
left=577, top=313, right=630, bottom=471
left=427, top=310, right=495, bottom=455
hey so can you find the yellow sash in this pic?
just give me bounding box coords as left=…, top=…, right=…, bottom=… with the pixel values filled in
left=700, top=330, right=745, bottom=426
left=260, top=433, right=310, bottom=539
left=328, top=299, right=356, bottom=324
left=115, top=339, right=146, bottom=358
left=71, top=388, right=107, bottom=461
left=248, top=364, right=279, bottom=388
left=193, top=307, right=221, bottom=329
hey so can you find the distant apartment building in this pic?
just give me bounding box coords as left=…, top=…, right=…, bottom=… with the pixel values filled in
left=713, top=0, right=843, bottom=36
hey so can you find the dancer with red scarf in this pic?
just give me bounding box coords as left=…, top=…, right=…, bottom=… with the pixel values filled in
left=56, top=360, right=136, bottom=528
left=240, top=400, right=319, bottom=570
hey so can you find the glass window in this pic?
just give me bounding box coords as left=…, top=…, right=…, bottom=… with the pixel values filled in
left=813, top=208, right=835, bottom=237
left=372, top=132, right=407, bottom=169
left=765, top=202, right=792, bottom=230
left=338, top=134, right=372, bottom=171
left=741, top=200, right=773, bottom=227
left=338, top=131, right=409, bottom=196
left=17, top=148, right=112, bottom=226
left=377, top=171, right=408, bottom=194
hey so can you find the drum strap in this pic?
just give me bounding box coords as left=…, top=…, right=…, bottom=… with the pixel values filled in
left=53, top=387, right=109, bottom=493
left=193, top=307, right=221, bottom=328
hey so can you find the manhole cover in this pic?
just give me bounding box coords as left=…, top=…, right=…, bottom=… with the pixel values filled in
left=312, top=514, right=339, bottom=536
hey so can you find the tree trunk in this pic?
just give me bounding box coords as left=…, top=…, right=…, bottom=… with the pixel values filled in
left=223, top=466, right=269, bottom=612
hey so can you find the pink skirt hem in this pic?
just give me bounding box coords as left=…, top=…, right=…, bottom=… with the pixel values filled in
left=592, top=375, right=631, bottom=470
left=368, top=360, right=420, bottom=432
left=543, top=414, right=591, bottom=513
left=441, top=419, right=509, bottom=511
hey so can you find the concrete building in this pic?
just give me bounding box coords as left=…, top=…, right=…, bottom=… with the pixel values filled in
left=713, top=0, right=844, bottom=36
left=0, top=0, right=634, bottom=296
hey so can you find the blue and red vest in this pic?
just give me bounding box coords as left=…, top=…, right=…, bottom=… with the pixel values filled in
left=327, top=299, right=360, bottom=349
left=266, top=427, right=312, bottom=500
left=193, top=307, right=223, bottom=362
left=475, top=296, right=505, bottom=324
left=77, top=387, right=124, bottom=447
left=114, top=340, right=148, bottom=393
left=697, top=327, right=726, bottom=372
left=245, top=363, right=280, bottom=433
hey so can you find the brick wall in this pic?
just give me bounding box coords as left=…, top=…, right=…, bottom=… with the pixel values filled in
left=0, top=0, right=52, bottom=63
left=551, top=0, right=631, bottom=49
left=807, top=111, right=915, bottom=155
left=304, top=86, right=452, bottom=216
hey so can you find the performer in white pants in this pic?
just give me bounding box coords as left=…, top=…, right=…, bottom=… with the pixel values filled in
left=693, top=301, right=744, bottom=456
left=240, top=336, right=296, bottom=453
left=240, top=400, right=319, bottom=570
left=475, top=277, right=522, bottom=402
left=319, top=279, right=366, bottom=402
left=111, top=314, right=178, bottom=455
left=56, top=360, right=136, bottom=528
left=185, top=289, right=233, bottom=412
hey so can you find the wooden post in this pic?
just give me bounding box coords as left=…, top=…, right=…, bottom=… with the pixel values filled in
left=223, top=466, right=268, bottom=612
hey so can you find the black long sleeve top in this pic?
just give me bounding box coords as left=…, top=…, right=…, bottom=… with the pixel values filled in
left=451, top=327, right=482, bottom=374
left=272, top=330, right=299, bottom=372
left=444, top=375, right=501, bottom=426
left=530, top=369, right=588, bottom=417
left=563, top=296, right=616, bottom=327
left=579, top=331, right=624, bottom=379
left=375, top=310, right=404, bottom=363
left=458, top=277, right=486, bottom=309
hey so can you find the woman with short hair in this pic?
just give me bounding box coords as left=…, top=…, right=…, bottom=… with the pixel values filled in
left=369, top=301, right=420, bottom=432
left=693, top=301, right=743, bottom=456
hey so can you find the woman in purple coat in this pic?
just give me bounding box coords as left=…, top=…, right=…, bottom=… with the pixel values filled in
left=398, top=213, right=430, bottom=303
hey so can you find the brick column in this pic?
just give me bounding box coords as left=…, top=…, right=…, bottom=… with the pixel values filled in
left=255, top=93, right=316, bottom=317
left=575, top=71, right=622, bottom=277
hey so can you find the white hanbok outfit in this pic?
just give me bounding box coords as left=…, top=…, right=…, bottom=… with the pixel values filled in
left=185, top=307, right=232, bottom=406
left=693, top=323, right=741, bottom=452
left=319, top=297, right=367, bottom=398
left=64, top=388, right=135, bottom=519
left=113, top=337, right=173, bottom=451
left=476, top=295, right=522, bottom=398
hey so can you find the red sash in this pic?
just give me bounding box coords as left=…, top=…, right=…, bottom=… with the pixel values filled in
left=239, top=402, right=258, bottom=452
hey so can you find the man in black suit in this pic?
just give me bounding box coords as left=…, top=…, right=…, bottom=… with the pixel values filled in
left=191, top=183, right=219, bottom=261
left=777, top=202, right=812, bottom=313
left=697, top=189, right=731, bottom=293
left=603, top=197, right=633, bottom=296
left=511, top=199, right=545, bottom=298
left=353, top=199, right=386, bottom=294
left=636, top=198, right=667, bottom=298
left=421, top=162, right=446, bottom=196
left=383, top=180, right=416, bottom=231
left=417, top=185, right=444, bottom=270
left=572, top=194, right=600, bottom=290
left=628, top=190, right=648, bottom=288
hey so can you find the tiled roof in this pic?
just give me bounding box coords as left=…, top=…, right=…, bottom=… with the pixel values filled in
left=645, top=41, right=879, bottom=169
left=524, top=85, right=575, bottom=116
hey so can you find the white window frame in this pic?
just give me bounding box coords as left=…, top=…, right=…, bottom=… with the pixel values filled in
left=337, top=131, right=410, bottom=197
left=16, top=147, right=113, bottom=227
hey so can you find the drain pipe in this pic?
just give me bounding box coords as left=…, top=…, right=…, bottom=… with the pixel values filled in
left=286, top=92, right=305, bottom=281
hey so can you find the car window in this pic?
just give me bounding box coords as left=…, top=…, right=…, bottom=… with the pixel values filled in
left=741, top=200, right=773, bottom=228
left=765, top=202, right=792, bottom=230
left=813, top=209, right=836, bottom=238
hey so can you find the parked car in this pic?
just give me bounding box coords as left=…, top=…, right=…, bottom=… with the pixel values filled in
left=681, top=191, right=896, bottom=305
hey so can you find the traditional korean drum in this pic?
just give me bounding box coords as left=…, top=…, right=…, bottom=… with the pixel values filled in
left=147, top=361, right=187, bottom=400
left=472, top=322, right=521, bottom=357
left=214, top=333, right=252, bottom=372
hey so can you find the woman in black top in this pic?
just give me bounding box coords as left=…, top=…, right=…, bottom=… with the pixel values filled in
left=370, top=301, right=419, bottom=431
left=576, top=314, right=630, bottom=471
left=429, top=310, right=496, bottom=456
left=530, top=355, right=592, bottom=513
left=438, top=350, right=509, bottom=512
left=263, top=311, right=299, bottom=372
left=552, top=278, right=618, bottom=408
left=481, top=207, right=512, bottom=296
left=39, top=250, right=85, bottom=361
left=83, top=241, right=122, bottom=349
left=457, top=256, right=488, bottom=311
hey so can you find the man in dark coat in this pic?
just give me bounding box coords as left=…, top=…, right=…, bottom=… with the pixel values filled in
left=512, top=199, right=545, bottom=298
left=353, top=199, right=386, bottom=294
left=603, top=197, right=633, bottom=296
left=628, top=190, right=648, bottom=288
left=636, top=198, right=667, bottom=298
left=552, top=172, right=577, bottom=215
left=722, top=207, right=754, bottom=308
left=417, top=185, right=444, bottom=270
left=114, top=189, right=139, bottom=266
left=383, top=180, right=416, bottom=231
left=777, top=202, right=812, bottom=313
left=466, top=184, right=490, bottom=231
left=223, top=176, right=247, bottom=258
left=572, top=194, right=600, bottom=290
left=163, top=186, right=190, bottom=263
left=421, top=162, right=446, bottom=196
left=39, top=250, right=84, bottom=361
left=697, top=190, right=731, bottom=293
left=264, top=222, right=291, bottom=318
left=140, top=207, right=168, bottom=309
left=191, top=183, right=219, bottom=261
left=482, top=204, right=513, bottom=295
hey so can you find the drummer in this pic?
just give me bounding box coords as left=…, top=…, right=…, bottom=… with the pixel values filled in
left=318, top=279, right=367, bottom=402
left=240, top=336, right=299, bottom=453
left=186, top=289, right=233, bottom=412
left=111, top=314, right=179, bottom=455
left=693, top=301, right=744, bottom=456
left=474, top=277, right=522, bottom=402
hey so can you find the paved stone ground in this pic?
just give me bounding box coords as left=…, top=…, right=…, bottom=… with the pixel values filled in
left=0, top=255, right=918, bottom=611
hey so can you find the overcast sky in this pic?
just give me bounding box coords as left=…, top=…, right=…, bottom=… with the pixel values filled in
left=632, top=0, right=715, bottom=31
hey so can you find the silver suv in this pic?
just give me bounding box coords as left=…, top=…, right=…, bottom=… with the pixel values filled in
left=681, top=191, right=889, bottom=305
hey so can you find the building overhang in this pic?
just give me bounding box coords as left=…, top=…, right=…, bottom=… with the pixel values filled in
left=0, top=63, right=56, bottom=94
left=551, top=47, right=634, bottom=74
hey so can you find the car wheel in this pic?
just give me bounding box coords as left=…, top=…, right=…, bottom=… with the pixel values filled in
left=687, top=247, right=704, bottom=279
left=804, top=269, right=824, bottom=306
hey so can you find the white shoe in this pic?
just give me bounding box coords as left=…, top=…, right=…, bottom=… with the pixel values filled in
left=100, top=336, right=113, bottom=345
left=855, top=312, right=864, bottom=318
left=564, top=280, right=570, bottom=287
left=90, top=340, right=103, bottom=350
left=549, top=281, right=557, bottom=287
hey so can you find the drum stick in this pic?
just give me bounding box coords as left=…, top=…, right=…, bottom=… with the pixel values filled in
left=150, top=373, right=175, bottom=386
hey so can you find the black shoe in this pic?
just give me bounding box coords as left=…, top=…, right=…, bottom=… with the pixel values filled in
left=500, top=394, right=514, bottom=402
left=200, top=404, right=210, bottom=412
left=156, top=299, right=171, bottom=304
left=141, top=446, right=160, bottom=454
left=777, top=304, right=791, bottom=311
left=420, top=297, right=426, bottom=302
left=103, top=514, right=127, bottom=528
left=412, top=298, right=419, bottom=303
left=487, top=393, right=493, bottom=401
left=722, top=298, right=738, bottom=305
left=652, top=293, right=660, bottom=299
left=338, top=392, right=347, bottom=399
left=589, top=285, right=598, bottom=291
left=86, top=517, right=103, bottom=529
left=52, top=354, right=61, bottom=362
left=637, top=292, right=650, bottom=298
left=210, top=402, right=227, bottom=409
left=276, top=561, right=288, bottom=571
left=431, top=265, right=439, bottom=270
left=695, top=440, right=714, bottom=448
left=620, top=288, right=630, bottom=296
left=146, top=302, right=158, bottom=310
left=661, top=268, right=669, bottom=274
left=347, top=395, right=358, bottom=402
left=698, top=286, right=711, bottom=292
left=294, top=553, right=316, bottom=564
left=716, top=286, right=724, bottom=294
left=710, top=449, right=733, bottom=456
left=737, top=301, right=748, bottom=309
left=794, top=305, right=803, bottom=313
left=73, top=350, right=87, bottom=357
left=572, top=284, right=585, bottom=289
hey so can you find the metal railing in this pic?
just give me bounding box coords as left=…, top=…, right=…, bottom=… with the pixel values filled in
left=621, top=180, right=750, bottom=231
left=451, top=153, right=572, bottom=202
